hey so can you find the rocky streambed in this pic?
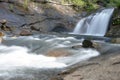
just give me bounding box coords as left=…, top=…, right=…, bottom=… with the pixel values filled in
left=51, top=43, right=120, bottom=80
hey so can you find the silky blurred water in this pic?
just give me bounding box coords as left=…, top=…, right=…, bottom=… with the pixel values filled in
left=0, top=35, right=101, bottom=80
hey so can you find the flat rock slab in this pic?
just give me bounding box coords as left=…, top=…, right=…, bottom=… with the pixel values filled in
left=0, top=3, right=26, bottom=27
left=62, top=52, right=120, bottom=80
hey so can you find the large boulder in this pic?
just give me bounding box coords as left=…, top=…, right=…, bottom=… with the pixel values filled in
left=82, top=40, right=94, bottom=48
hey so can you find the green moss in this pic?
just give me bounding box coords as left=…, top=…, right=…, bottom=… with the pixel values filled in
left=23, top=0, right=30, bottom=10
left=9, top=4, right=14, bottom=12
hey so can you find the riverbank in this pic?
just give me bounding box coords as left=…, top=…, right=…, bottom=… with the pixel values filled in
left=51, top=43, right=120, bottom=80
left=64, top=54, right=120, bottom=80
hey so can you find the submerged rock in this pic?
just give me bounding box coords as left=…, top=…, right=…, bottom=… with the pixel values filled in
left=46, top=49, right=72, bottom=57
left=71, top=45, right=82, bottom=49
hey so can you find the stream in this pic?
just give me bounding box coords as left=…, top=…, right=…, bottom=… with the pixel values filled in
left=0, top=34, right=103, bottom=80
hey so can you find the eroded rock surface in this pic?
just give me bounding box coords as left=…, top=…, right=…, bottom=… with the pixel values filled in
left=0, top=0, right=79, bottom=35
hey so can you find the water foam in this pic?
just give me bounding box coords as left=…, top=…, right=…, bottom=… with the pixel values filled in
left=57, top=48, right=100, bottom=66
left=1, top=36, right=100, bottom=70
left=0, top=45, right=67, bottom=70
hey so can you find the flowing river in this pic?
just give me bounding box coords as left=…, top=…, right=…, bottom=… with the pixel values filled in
left=0, top=34, right=102, bottom=80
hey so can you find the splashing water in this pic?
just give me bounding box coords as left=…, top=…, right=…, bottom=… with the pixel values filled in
left=0, top=45, right=67, bottom=69
left=73, top=8, right=114, bottom=36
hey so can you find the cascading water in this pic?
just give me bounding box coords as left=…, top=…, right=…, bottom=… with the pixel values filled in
left=73, top=8, right=114, bottom=36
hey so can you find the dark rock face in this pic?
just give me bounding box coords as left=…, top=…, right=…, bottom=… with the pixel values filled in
left=106, top=8, right=120, bottom=37
left=71, top=45, right=82, bottom=49
left=106, top=25, right=120, bottom=37
left=82, top=40, right=94, bottom=48
left=51, top=23, right=69, bottom=33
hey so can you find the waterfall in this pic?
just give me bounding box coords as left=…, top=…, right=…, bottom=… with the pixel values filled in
left=73, top=8, right=114, bottom=36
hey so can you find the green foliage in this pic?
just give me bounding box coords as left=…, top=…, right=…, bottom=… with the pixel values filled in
left=62, top=0, right=85, bottom=6
left=112, top=17, right=120, bottom=26
left=62, top=0, right=99, bottom=11
left=62, top=0, right=120, bottom=11
left=107, top=0, right=120, bottom=8
left=84, top=2, right=98, bottom=11
left=70, top=0, right=85, bottom=6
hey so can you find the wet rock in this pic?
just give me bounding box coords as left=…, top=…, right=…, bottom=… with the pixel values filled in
left=111, top=38, right=120, bottom=43
left=71, top=40, right=101, bottom=49
left=46, top=49, right=72, bottom=57
left=71, top=45, right=82, bottom=49
left=19, top=29, right=32, bottom=36
left=82, top=39, right=94, bottom=48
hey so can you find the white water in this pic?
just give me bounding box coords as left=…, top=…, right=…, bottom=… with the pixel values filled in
left=0, top=45, right=99, bottom=70
left=0, top=36, right=100, bottom=69
left=0, top=36, right=100, bottom=79
left=73, top=8, right=114, bottom=36
left=0, top=45, right=67, bottom=69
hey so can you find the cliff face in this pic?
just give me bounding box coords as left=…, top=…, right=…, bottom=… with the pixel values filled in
left=0, top=0, right=80, bottom=35
left=106, top=8, right=120, bottom=37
